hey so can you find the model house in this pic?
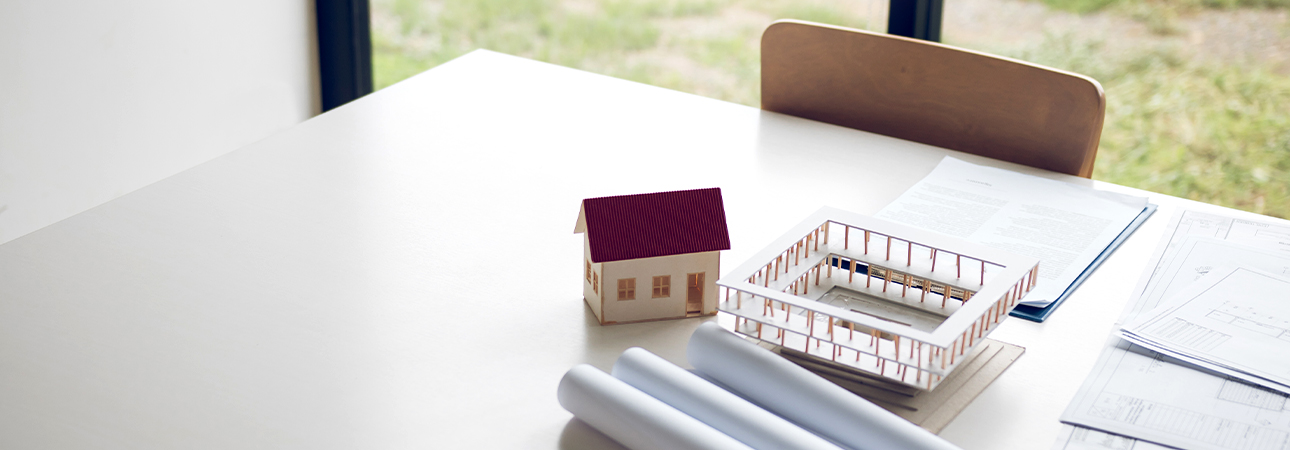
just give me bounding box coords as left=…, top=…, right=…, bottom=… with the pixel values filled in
left=574, top=188, right=730, bottom=325
left=717, top=207, right=1039, bottom=390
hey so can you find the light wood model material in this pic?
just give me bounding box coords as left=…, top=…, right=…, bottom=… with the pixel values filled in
left=718, top=208, right=1039, bottom=391
left=761, top=20, right=1105, bottom=178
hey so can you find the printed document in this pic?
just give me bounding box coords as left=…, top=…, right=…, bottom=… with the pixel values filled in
left=1049, top=424, right=1172, bottom=450
left=1060, top=210, right=1290, bottom=450
left=1120, top=267, right=1290, bottom=394
left=876, top=157, right=1148, bottom=307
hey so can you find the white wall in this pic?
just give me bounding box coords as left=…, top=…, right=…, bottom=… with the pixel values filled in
left=582, top=234, right=604, bottom=322
left=602, top=251, right=721, bottom=324
left=0, top=1, right=319, bottom=245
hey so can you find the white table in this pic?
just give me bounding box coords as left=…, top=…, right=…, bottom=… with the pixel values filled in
left=0, top=50, right=1269, bottom=449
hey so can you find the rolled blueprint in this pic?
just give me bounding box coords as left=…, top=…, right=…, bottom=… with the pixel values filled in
left=687, top=322, right=962, bottom=450
left=612, top=347, right=844, bottom=450
left=557, top=364, right=755, bottom=450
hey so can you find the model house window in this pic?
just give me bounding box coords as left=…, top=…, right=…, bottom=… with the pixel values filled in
left=593, top=272, right=598, bottom=293
left=617, top=278, right=636, bottom=300
left=585, top=260, right=592, bottom=283
left=652, top=276, right=670, bottom=298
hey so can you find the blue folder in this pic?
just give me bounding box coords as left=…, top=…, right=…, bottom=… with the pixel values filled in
left=1009, top=203, right=1158, bottom=322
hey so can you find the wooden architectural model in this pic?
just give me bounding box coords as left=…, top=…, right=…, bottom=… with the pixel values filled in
left=575, top=188, right=730, bottom=325
left=717, top=207, right=1039, bottom=391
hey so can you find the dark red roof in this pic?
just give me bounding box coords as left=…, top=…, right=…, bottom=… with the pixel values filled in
left=581, top=188, right=730, bottom=263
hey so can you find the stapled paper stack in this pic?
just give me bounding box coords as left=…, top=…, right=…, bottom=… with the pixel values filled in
left=877, top=157, right=1154, bottom=322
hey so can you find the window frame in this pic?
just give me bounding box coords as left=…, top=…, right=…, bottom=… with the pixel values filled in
left=887, top=0, right=943, bottom=42
left=652, top=275, right=671, bottom=298
left=316, top=0, right=374, bottom=111
left=617, top=278, right=636, bottom=301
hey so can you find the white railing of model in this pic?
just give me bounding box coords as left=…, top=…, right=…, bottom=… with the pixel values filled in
left=720, top=220, right=1038, bottom=390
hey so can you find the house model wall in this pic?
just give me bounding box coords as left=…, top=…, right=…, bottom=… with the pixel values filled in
left=717, top=207, right=1040, bottom=390
left=575, top=188, right=731, bottom=325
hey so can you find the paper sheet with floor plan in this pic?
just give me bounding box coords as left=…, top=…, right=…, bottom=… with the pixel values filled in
left=1120, top=267, right=1290, bottom=395
left=1049, top=424, right=1172, bottom=450
left=1057, top=210, right=1290, bottom=450
left=876, top=157, right=1148, bottom=307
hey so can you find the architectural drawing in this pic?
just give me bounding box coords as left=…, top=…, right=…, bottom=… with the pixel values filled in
left=1060, top=210, right=1290, bottom=450
left=1217, top=378, right=1288, bottom=411
left=1144, top=318, right=1230, bottom=351
left=1208, top=302, right=1290, bottom=340
left=1050, top=424, right=1172, bottom=450
left=715, top=207, right=1039, bottom=390
left=1119, top=267, right=1290, bottom=393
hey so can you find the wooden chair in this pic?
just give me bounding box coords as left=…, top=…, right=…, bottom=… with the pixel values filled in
left=761, top=20, right=1105, bottom=178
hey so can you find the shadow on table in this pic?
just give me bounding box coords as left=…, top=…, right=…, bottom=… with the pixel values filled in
left=559, top=418, right=626, bottom=450
left=577, top=298, right=710, bottom=372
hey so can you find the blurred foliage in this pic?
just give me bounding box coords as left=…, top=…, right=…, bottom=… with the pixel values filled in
left=373, top=0, right=1290, bottom=218
left=1041, top=0, right=1290, bottom=13
left=1038, top=0, right=1290, bottom=35
left=1007, top=34, right=1290, bottom=216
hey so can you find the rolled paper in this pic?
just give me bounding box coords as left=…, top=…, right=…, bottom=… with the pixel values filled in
left=612, top=347, right=844, bottom=450
left=557, top=364, right=755, bottom=450
left=687, top=322, right=962, bottom=450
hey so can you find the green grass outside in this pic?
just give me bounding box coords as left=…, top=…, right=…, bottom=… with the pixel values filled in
left=373, top=0, right=1290, bottom=218
left=1037, top=0, right=1290, bottom=34
left=1007, top=35, right=1290, bottom=216
left=1041, top=0, right=1290, bottom=15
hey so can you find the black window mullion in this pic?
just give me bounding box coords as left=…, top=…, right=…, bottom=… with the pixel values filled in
left=316, top=0, right=373, bottom=112
left=888, top=0, right=943, bottom=42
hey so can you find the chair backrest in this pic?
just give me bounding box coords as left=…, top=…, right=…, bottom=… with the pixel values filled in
left=761, top=20, right=1105, bottom=178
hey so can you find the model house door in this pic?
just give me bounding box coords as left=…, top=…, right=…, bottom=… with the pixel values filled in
left=686, top=273, right=704, bottom=316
